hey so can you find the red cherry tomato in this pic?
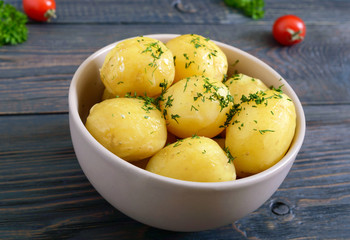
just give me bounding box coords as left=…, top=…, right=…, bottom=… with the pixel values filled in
left=272, top=15, right=306, bottom=46
left=23, top=0, right=56, bottom=22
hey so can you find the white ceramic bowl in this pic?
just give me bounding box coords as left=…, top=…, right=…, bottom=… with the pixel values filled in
left=69, top=34, right=306, bottom=232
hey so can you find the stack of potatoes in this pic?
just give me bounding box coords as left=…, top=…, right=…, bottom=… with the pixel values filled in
left=85, top=34, right=296, bottom=182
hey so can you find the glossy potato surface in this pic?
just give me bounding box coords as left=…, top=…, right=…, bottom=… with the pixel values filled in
left=225, top=89, right=296, bottom=177
left=85, top=98, right=167, bottom=162
left=166, top=34, right=228, bottom=83
left=225, top=73, right=268, bottom=104
left=100, top=36, right=175, bottom=97
left=160, top=75, right=232, bottom=138
left=146, top=136, right=236, bottom=182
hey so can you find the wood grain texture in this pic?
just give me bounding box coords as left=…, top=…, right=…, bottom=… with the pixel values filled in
left=0, top=105, right=349, bottom=239
left=5, top=0, right=350, bottom=24
left=1, top=22, right=350, bottom=114
left=1, top=0, right=349, bottom=239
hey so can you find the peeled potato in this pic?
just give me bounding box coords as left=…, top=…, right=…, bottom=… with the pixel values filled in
left=166, top=34, right=228, bottom=83
left=100, top=36, right=175, bottom=97
left=225, top=89, right=296, bottom=177
left=160, top=75, right=232, bottom=138
left=146, top=136, right=236, bottom=182
left=224, top=73, right=268, bottom=104
left=85, top=98, right=167, bottom=162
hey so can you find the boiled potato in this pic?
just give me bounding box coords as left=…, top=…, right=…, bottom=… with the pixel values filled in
left=85, top=98, right=167, bottom=162
left=166, top=34, right=228, bottom=83
left=225, top=73, right=268, bottom=104
left=225, top=89, right=296, bottom=177
left=160, top=75, right=232, bottom=138
left=100, top=36, right=175, bottom=97
left=146, top=136, right=236, bottom=182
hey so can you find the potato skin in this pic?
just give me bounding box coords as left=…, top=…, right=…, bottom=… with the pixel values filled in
left=225, top=89, right=296, bottom=177
left=100, top=36, right=175, bottom=97
left=160, top=75, right=232, bottom=138
left=166, top=34, right=228, bottom=83
left=225, top=73, right=268, bottom=105
left=85, top=98, right=167, bottom=162
left=146, top=136, right=236, bottom=182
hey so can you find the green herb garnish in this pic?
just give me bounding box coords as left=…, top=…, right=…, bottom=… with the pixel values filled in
left=224, top=147, right=235, bottom=163
left=141, top=40, right=164, bottom=75
left=0, top=1, right=28, bottom=46
left=219, top=103, right=241, bottom=128
left=191, top=105, right=198, bottom=111
left=254, top=129, right=275, bottom=135
left=173, top=139, right=183, bottom=147
left=171, top=114, right=180, bottom=123
left=224, top=0, right=264, bottom=20
left=191, top=134, right=200, bottom=139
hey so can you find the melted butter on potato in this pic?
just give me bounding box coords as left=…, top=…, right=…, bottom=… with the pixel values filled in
left=85, top=98, right=167, bottom=162
left=166, top=34, right=228, bottom=83
left=225, top=89, right=296, bottom=177
left=146, top=136, right=236, bottom=182
left=160, top=75, right=233, bottom=138
left=100, top=36, right=175, bottom=97
left=225, top=73, right=268, bottom=105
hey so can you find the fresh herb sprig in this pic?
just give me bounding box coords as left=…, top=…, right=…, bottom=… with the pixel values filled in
left=224, top=0, right=265, bottom=20
left=0, top=1, right=28, bottom=46
left=224, top=147, right=235, bottom=163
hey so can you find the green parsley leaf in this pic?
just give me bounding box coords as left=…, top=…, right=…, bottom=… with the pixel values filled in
left=0, top=1, right=28, bottom=46
left=224, top=0, right=265, bottom=20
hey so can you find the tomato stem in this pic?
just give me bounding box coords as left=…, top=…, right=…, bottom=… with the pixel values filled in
left=44, top=9, right=56, bottom=22
left=286, top=28, right=304, bottom=41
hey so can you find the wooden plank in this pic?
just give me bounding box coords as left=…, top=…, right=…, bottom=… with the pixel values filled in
left=5, top=0, right=350, bottom=24
left=1, top=22, right=350, bottom=114
left=0, top=105, right=349, bottom=239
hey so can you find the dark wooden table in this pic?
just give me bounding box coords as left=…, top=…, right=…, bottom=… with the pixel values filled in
left=1, top=0, right=350, bottom=239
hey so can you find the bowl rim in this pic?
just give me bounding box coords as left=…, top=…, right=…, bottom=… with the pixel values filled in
left=69, top=33, right=306, bottom=190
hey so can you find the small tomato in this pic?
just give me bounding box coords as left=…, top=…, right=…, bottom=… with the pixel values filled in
left=23, top=0, right=56, bottom=22
left=272, top=15, right=306, bottom=46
